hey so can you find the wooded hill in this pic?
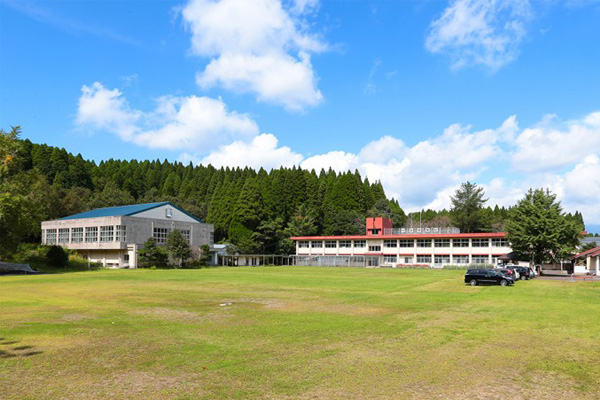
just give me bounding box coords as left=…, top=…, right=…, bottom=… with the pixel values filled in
left=3, top=137, right=405, bottom=254
left=0, top=132, right=586, bottom=256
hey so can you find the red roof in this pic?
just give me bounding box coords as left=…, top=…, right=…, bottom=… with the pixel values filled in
left=571, top=246, right=600, bottom=259
left=291, top=232, right=507, bottom=241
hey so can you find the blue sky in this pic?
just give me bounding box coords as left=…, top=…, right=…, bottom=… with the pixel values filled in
left=2, top=0, right=600, bottom=229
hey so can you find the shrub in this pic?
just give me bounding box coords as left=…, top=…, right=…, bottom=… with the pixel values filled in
left=47, top=246, right=69, bottom=268
left=442, top=265, right=471, bottom=270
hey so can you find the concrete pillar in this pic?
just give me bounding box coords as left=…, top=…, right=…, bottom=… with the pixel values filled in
left=596, top=256, right=599, bottom=276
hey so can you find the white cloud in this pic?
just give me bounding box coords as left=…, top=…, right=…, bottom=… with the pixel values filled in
left=76, top=82, right=140, bottom=140
left=181, top=0, right=325, bottom=111
left=195, top=110, right=600, bottom=224
left=201, top=133, right=303, bottom=170
left=290, top=0, right=320, bottom=14
left=76, top=82, right=258, bottom=151
left=301, top=151, right=359, bottom=173
left=425, top=0, right=532, bottom=70
left=562, top=154, right=600, bottom=208
left=511, top=111, right=600, bottom=172
left=297, top=119, right=509, bottom=210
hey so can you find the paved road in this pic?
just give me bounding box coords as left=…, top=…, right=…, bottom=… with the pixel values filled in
left=538, top=275, right=600, bottom=282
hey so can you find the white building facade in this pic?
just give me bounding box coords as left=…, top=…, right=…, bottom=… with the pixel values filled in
left=291, top=218, right=512, bottom=268
left=41, top=202, right=214, bottom=268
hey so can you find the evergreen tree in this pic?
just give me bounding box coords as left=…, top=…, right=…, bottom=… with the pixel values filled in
left=506, top=188, right=581, bottom=264
left=166, top=230, right=192, bottom=267
left=450, top=182, right=489, bottom=233
left=198, top=244, right=212, bottom=266
left=138, top=237, right=168, bottom=267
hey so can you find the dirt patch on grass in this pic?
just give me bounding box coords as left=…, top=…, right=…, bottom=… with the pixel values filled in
left=60, top=313, right=96, bottom=322
left=260, top=298, right=388, bottom=316
left=1, top=370, right=208, bottom=400
left=130, top=307, right=202, bottom=323
left=82, top=370, right=207, bottom=399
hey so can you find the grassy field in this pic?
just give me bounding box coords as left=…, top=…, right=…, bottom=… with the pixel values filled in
left=1, top=267, right=600, bottom=400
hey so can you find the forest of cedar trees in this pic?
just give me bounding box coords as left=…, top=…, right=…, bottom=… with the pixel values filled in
left=0, top=134, right=586, bottom=256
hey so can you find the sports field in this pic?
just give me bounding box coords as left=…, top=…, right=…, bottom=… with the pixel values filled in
left=1, top=267, right=600, bottom=399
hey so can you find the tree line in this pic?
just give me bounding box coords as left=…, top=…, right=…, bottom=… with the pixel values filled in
left=1, top=127, right=405, bottom=256
left=0, top=127, right=588, bottom=264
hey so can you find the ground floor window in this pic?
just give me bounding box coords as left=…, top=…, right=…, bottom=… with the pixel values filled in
left=416, top=255, right=432, bottom=263
left=384, top=255, right=397, bottom=264
left=472, top=255, right=489, bottom=264
left=367, top=257, right=379, bottom=267
left=435, top=255, right=450, bottom=264
left=453, top=255, right=469, bottom=264
left=402, top=256, right=413, bottom=264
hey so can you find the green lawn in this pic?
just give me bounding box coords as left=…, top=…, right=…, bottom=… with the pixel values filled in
left=1, top=267, right=600, bottom=400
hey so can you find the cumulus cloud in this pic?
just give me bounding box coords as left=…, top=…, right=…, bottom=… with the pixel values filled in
left=189, top=109, right=600, bottom=223
left=296, top=118, right=511, bottom=209
left=76, top=82, right=258, bottom=151
left=511, top=112, right=600, bottom=172
left=425, top=0, right=532, bottom=70
left=301, top=151, right=359, bottom=173
left=181, top=0, right=326, bottom=111
left=559, top=155, right=600, bottom=223
left=201, top=133, right=303, bottom=170
left=77, top=86, right=600, bottom=223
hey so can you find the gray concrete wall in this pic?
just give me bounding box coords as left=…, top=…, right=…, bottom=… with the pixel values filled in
left=133, top=204, right=199, bottom=223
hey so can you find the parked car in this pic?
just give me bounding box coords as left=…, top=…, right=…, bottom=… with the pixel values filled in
left=504, top=265, right=521, bottom=280
left=513, top=266, right=531, bottom=280
left=530, top=267, right=538, bottom=278
left=495, top=268, right=516, bottom=279
left=465, top=269, right=514, bottom=286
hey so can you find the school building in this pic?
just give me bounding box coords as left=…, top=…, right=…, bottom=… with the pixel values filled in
left=291, top=217, right=512, bottom=268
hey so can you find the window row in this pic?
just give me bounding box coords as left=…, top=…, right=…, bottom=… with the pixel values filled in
left=298, top=238, right=509, bottom=249
left=44, top=226, right=127, bottom=244
left=153, top=228, right=191, bottom=245
left=382, top=255, right=491, bottom=265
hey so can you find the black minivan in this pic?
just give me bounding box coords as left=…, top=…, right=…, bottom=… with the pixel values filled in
left=465, top=269, right=514, bottom=286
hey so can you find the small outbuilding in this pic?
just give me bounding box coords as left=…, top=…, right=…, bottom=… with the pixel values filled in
left=571, top=246, right=600, bottom=275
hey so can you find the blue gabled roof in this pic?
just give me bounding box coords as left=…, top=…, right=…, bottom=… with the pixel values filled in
left=61, top=202, right=171, bottom=220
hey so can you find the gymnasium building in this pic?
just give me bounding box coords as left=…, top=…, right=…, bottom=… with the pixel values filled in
left=41, top=202, right=214, bottom=268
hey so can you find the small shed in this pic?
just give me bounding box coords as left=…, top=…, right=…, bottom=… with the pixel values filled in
left=571, top=246, right=600, bottom=275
